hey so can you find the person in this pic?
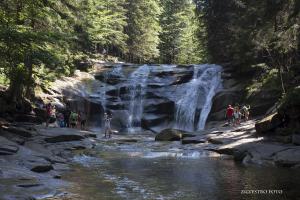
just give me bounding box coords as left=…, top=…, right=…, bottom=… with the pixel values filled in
left=241, top=105, right=250, bottom=121
left=233, top=106, right=241, bottom=126
left=64, top=106, right=71, bottom=128
left=69, top=111, right=78, bottom=128
left=45, top=103, right=53, bottom=128
left=226, top=105, right=234, bottom=125
left=57, top=112, right=65, bottom=127
left=77, top=112, right=81, bottom=129
left=80, top=112, right=87, bottom=130
left=104, top=112, right=112, bottom=138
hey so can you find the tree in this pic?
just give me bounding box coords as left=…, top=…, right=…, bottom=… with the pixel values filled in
left=0, top=0, right=78, bottom=101
left=125, top=0, right=162, bottom=62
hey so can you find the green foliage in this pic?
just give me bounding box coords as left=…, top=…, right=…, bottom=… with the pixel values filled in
left=159, top=0, right=206, bottom=64
left=125, top=0, right=162, bottom=62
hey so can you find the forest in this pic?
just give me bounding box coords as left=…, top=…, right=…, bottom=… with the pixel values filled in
left=0, top=0, right=299, bottom=103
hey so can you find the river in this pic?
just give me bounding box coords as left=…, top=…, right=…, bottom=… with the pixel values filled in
left=61, top=134, right=300, bottom=200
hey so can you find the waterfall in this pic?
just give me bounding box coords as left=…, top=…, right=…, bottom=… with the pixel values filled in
left=88, top=63, right=221, bottom=133
left=174, top=64, right=222, bottom=132
left=127, top=65, right=150, bottom=132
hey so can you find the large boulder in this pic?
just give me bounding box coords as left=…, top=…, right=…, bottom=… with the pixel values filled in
left=155, top=129, right=195, bottom=141
left=255, top=113, right=283, bottom=134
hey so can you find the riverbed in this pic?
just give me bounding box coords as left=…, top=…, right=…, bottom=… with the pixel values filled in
left=61, top=134, right=300, bottom=200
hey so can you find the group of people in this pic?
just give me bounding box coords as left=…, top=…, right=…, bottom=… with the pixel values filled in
left=45, top=102, right=114, bottom=138
left=45, top=103, right=87, bottom=130
left=226, top=104, right=250, bottom=126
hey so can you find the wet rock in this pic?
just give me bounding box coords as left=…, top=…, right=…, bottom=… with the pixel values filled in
left=2, top=126, right=33, bottom=138
left=95, top=73, right=125, bottom=85
left=171, top=71, right=193, bottom=85
left=274, top=147, right=300, bottom=167
left=292, top=134, right=300, bottom=145
left=144, top=99, right=175, bottom=115
left=17, top=183, right=43, bottom=188
left=106, top=102, right=125, bottom=110
left=14, top=114, right=43, bottom=124
left=141, top=114, right=169, bottom=130
left=27, top=158, right=54, bottom=173
left=208, top=138, right=224, bottom=144
left=110, top=110, right=130, bottom=130
left=155, top=129, right=195, bottom=141
left=0, top=136, right=19, bottom=155
left=255, top=113, right=283, bottom=134
left=45, top=134, right=84, bottom=143
left=181, top=136, right=206, bottom=144
left=210, top=91, right=240, bottom=114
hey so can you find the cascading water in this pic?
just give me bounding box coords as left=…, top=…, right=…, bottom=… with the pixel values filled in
left=174, top=64, right=222, bottom=132
left=127, top=65, right=150, bottom=133
left=85, top=64, right=221, bottom=133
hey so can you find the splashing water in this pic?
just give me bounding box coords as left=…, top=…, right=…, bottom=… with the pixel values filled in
left=174, top=64, right=222, bottom=131
left=127, top=65, right=150, bottom=133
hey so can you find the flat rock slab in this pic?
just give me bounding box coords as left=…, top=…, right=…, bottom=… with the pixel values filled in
left=182, top=136, right=206, bottom=144
left=45, top=134, right=84, bottom=143
left=273, top=147, right=300, bottom=167
left=2, top=126, right=33, bottom=138
left=0, top=136, right=19, bottom=155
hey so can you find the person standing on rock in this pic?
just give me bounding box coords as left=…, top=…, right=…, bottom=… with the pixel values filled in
left=226, top=105, right=234, bottom=125
left=64, top=106, right=71, bottom=128
left=233, top=106, right=241, bottom=126
left=80, top=112, right=87, bottom=130
left=70, top=111, right=78, bottom=128
left=45, top=103, right=53, bottom=128
left=104, top=112, right=112, bottom=138
left=242, top=105, right=250, bottom=121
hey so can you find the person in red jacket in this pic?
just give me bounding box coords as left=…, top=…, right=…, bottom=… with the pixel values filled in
left=226, top=105, right=234, bottom=125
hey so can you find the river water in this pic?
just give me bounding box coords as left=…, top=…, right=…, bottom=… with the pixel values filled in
left=62, top=134, right=300, bottom=200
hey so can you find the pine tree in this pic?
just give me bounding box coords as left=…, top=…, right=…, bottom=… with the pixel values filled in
left=125, top=0, right=162, bottom=63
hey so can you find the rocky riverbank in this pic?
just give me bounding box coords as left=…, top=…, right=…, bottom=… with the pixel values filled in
left=154, top=119, right=300, bottom=168
left=1, top=117, right=300, bottom=199
left=0, top=120, right=97, bottom=200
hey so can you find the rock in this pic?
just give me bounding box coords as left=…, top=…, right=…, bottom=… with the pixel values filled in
left=274, top=147, right=300, bottom=167
left=155, top=129, right=195, bottom=141
left=141, top=114, right=169, bottom=130
left=0, top=145, right=19, bottom=155
left=181, top=136, right=206, bottom=144
left=14, top=114, right=43, bottom=124
left=0, top=136, right=19, bottom=155
left=31, top=164, right=53, bottom=173
left=95, top=73, right=125, bottom=85
left=45, top=134, right=84, bottom=143
left=144, top=99, right=175, bottom=115
left=110, top=110, right=130, bottom=131
left=2, top=126, right=33, bottom=138
left=171, top=71, right=193, bottom=85
left=26, top=157, right=54, bottom=173
left=208, top=138, right=224, bottom=144
left=210, top=91, right=240, bottom=113
left=292, top=134, right=300, bottom=145
left=33, top=107, right=47, bottom=121
left=255, top=113, right=283, bottom=134
left=106, top=102, right=125, bottom=110
left=17, top=183, right=43, bottom=188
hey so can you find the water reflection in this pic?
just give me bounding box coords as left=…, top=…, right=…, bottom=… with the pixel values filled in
left=65, top=141, right=300, bottom=200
